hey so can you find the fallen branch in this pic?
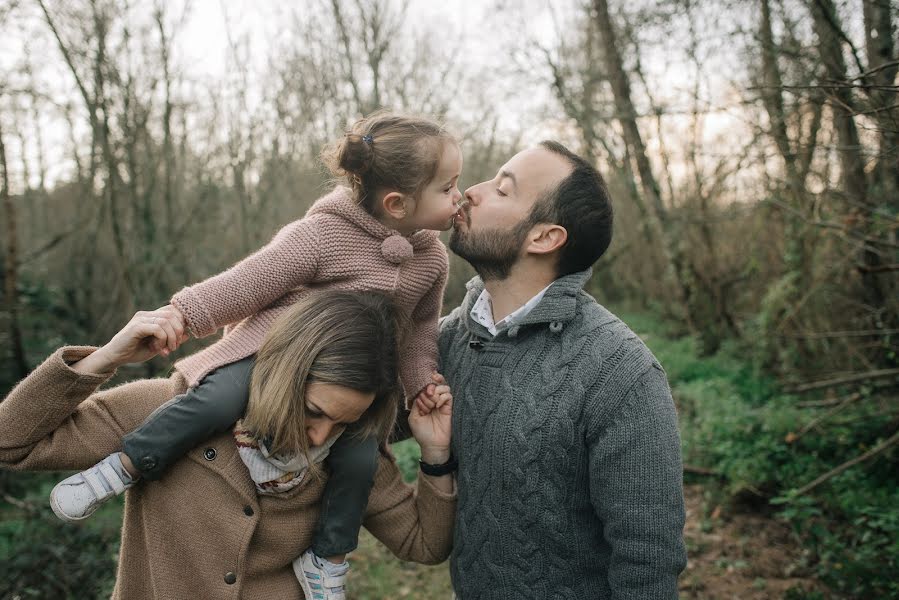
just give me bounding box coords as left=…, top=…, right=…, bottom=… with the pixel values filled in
left=789, top=393, right=862, bottom=442
left=785, top=369, right=899, bottom=393
left=797, top=392, right=864, bottom=408
left=794, top=428, right=899, bottom=497
left=684, top=464, right=721, bottom=477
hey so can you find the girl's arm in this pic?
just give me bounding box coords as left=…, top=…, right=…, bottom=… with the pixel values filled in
left=171, top=216, right=322, bottom=338
left=398, top=258, right=448, bottom=405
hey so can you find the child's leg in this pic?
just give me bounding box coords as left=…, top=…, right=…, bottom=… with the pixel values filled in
left=294, top=431, right=378, bottom=599
left=121, top=355, right=255, bottom=480
left=312, top=430, right=380, bottom=559
left=50, top=356, right=256, bottom=522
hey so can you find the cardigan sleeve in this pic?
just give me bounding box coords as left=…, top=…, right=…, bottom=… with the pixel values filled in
left=171, top=216, right=322, bottom=338
left=585, top=362, right=687, bottom=599
left=0, top=347, right=179, bottom=471
left=363, top=460, right=456, bottom=565
left=397, top=250, right=448, bottom=405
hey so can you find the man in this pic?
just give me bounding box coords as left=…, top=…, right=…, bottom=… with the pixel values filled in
left=437, top=141, right=686, bottom=598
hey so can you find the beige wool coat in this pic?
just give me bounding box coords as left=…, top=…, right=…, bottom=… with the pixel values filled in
left=0, top=347, right=456, bottom=600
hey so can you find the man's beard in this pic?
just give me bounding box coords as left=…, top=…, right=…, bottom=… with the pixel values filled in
left=449, top=217, right=532, bottom=281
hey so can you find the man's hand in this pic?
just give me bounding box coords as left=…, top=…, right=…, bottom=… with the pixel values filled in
left=408, top=372, right=453, bottom=464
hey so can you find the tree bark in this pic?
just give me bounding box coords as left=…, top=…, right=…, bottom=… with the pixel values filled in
left=810, top=0, right=886, bottom=312
left=591, top=0, right=697, bottom=332
left=0, top=122, right=28, bottom=379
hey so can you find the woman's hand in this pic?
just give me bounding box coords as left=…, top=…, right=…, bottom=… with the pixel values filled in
left=408, top=373, right=452, bottom=464
left=72, top=307, right=189, bottom=374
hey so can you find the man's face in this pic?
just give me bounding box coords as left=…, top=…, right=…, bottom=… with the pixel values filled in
left=449, top=147, right=571, bottom=280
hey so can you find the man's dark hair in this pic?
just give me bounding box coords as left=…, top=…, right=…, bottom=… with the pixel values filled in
left=527, top=140, right=614, bottom=277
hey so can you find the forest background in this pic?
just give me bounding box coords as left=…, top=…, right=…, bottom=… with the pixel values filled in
left=0, top=0, right=896, bottom=598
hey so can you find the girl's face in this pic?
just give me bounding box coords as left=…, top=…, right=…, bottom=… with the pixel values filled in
left=304, top=382, right=374, bottom=447
left=406, top=142, right=464, bottom=232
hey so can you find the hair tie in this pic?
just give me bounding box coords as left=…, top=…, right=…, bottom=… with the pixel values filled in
left=362, top=134, right=374, bottom=145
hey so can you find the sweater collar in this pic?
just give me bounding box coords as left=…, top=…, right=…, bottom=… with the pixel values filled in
left=461, top=268, right=592, bottom=336
left=306, top=186, right=438, bottom=251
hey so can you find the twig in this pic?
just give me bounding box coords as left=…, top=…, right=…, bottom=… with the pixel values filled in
left=2, top=493, right=40, bottom=514
left=797, top=392, right=868, bottom=408
left=858, top=263, right=899, bottom=273
left=780, top=329, right=899, bottom=340
left=790, top=393, right=862, bottom=442
left=794, top=428, right=899, bottom=497
left=785, top=369, right=899, bottom=393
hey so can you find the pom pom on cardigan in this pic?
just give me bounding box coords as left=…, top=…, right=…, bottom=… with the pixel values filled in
left=381, top=235, right=414, bottom=264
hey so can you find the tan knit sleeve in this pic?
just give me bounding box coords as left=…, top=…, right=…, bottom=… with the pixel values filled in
left=171, top=216, right=322, bottom=337
left=0, top=347, right=181, bottom=471
left=398, top=248, right=448, bottom=405
left=363, top=456, right=456, bottom=565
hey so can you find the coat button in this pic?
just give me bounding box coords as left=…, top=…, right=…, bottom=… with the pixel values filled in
left=139, top=456, right=157, bottom=471
left=203, top=447, right=217, bottom=461
left=224, top=571, right=236, bottom=584
left=243, top=506, right=254, bottom=516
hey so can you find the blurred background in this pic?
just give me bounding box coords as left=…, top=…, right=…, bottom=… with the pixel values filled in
left=0, top=0, right=896, bottom=598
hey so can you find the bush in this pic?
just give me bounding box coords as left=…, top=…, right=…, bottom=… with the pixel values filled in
left=0, top=473, right=121, bottom=599
left=615, top=306, right=899, bottom=599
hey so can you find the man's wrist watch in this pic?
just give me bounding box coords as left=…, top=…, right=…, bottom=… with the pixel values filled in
left=419, top=453, right=458, bottom=477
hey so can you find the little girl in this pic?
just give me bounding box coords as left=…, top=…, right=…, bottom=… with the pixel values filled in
left=50, top=111, right=463, bottom=600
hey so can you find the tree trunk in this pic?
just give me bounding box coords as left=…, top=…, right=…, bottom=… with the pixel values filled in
left=0, top=122, right=28, bottom=379
left=591, top=0, right=697, bottom=333
left=862, top=0, right=898, bottom=201
left=810, top=0, right=886, bottom=312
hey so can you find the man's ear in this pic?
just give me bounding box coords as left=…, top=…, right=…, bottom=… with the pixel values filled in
left=381, top=191, right=409, bottom=219
left=526, top=224, right=567, bottom=255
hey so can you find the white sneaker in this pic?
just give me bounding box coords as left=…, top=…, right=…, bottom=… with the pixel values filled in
left=50, top=453, right=135, bottom=522
left=292, top=549, right=349, bottom=600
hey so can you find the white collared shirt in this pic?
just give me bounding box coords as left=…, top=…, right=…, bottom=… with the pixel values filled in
left=470, top=283, right=553, bottom=336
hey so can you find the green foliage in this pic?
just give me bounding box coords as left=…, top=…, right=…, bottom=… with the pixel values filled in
left=390, top=439, right=422, bottom=483
left=0, top=473, right=121, bottom=599
left=615, top=306, right=899, bottom=599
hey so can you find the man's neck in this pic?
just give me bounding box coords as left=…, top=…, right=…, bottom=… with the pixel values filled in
left=482, top=265, right=556, bottom=323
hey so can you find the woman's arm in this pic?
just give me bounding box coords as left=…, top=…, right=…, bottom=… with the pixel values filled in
left=0, top=310, right=185, bottom=471
left=361, top=377, right=456, bottom=563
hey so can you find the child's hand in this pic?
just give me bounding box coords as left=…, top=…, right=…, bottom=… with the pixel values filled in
left=414, top=372, right=452, bottom=415
left=147, top=304, right=189, bottom=357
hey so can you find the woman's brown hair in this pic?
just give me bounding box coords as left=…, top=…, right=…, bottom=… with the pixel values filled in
left=321, top=109, right=458, bottom=214
left=242, top=291, right=401, bottom=469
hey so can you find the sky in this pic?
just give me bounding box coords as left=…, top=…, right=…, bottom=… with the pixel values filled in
left=0, top=0, right=752, bottom=193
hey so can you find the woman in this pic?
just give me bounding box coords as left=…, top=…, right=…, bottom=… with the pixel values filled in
left=0, top=291, right=455, bottom=599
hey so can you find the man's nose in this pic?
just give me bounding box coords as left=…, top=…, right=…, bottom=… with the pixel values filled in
left=463, top=186, right=479, bottom=206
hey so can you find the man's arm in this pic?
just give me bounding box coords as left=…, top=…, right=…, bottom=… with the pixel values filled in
left=587, top=362, right=687, bottom=599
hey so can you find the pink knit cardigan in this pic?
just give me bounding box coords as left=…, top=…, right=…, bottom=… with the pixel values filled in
left=171, top=186, right=448, bottom=402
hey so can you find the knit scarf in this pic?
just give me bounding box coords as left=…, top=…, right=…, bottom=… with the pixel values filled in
left=233, top=420, right=341, bottom=495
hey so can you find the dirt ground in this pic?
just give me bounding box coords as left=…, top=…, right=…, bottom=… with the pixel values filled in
left=680, top=484, right=830, bottom=599
left=351, top=483, right=832, bottom=599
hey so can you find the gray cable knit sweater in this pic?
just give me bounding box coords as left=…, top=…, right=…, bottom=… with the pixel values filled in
left=438, top=269, right=687, bottom=599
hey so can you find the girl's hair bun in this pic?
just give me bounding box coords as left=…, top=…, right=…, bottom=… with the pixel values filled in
left=332, top=133, right=374, bottom=176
